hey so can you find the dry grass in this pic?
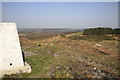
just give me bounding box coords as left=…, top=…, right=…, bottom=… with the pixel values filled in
left=3, top=32, right=119, bottom=78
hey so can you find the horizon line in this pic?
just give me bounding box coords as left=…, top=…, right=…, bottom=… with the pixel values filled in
left=1, top=0, right=120, bottom=2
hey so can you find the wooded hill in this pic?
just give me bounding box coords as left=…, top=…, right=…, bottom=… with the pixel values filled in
left=83, top=27, right=120, bottom=35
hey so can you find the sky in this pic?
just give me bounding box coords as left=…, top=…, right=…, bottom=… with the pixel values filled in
left=0, top=1, right=2, bottom=22
left=2, top=2, right=118, bottom=29
left=1, top=0, right=120, bottom=2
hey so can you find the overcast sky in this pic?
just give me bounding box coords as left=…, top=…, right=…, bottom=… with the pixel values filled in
left=2, top=2, right=118, bottom=29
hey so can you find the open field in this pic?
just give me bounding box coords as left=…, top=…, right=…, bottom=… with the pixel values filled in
left=3, top=29, right=119, bottom=78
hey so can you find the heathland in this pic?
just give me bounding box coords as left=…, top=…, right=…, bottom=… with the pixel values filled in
left=3, top=28, right=120, bottom=78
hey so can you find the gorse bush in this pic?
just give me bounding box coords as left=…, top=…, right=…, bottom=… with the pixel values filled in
left=61, top=34, right=66, bottom=38
left=83, top=27, right=120, bottom=35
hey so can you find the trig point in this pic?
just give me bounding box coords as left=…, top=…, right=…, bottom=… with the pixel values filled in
left=0, top=23, right=31, bottom=77
left=0, top=23, right=24, bottom=70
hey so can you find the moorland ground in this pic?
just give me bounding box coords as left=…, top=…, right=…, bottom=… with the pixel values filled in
left=3, top=29, right=120, bottom=78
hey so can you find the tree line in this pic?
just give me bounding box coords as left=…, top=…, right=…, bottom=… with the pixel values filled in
left=83, top=27, right=120, bottom=35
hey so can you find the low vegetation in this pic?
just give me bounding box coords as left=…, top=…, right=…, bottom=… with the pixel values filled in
left=83, top=27, right=120, bottom=35
left=67, top=34, right=116, bottom=42
left=3, top=28, right=119, bottom=79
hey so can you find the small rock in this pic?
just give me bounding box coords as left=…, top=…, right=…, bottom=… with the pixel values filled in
left=96, top=44, right=102, bottom=47
left=66, top=67, right=69, bottom=70
left=98, top=70, right=101, bottom=73
left=66, top=73, right=70, bottom=76
left=94, top=67, right=96, bottom=70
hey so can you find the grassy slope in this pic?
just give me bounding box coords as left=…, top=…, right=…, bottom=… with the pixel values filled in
left=3, top=32, right=119, bottom=78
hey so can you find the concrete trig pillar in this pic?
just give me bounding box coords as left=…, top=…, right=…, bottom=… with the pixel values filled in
left=0, top=23, right=31, bottom=77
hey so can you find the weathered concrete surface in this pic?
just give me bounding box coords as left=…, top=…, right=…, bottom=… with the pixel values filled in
left=0, top=23, right=24, bottom=70
left=0, top=62, right=31, bottom=77
left=0, top=23, right=31, bottom=77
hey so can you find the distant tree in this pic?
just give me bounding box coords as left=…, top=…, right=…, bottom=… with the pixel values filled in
left=113, top=28, right=120, bottom=34
left=83, top=27, right=113, bottom=35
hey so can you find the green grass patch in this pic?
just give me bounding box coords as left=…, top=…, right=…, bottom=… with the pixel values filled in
left=23, top=54, right=54, bottom=78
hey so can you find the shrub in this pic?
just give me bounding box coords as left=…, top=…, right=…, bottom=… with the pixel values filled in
left=83, top=27, right=114, bottom=35
left=113, top=28, right=120, bottom=34
left=36, top=43, right=42, bottom=47
left=61, top=34, right=66, bottom=38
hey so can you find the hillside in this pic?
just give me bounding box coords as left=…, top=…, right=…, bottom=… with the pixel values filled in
left=3, top=30, right=119, bottom=78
